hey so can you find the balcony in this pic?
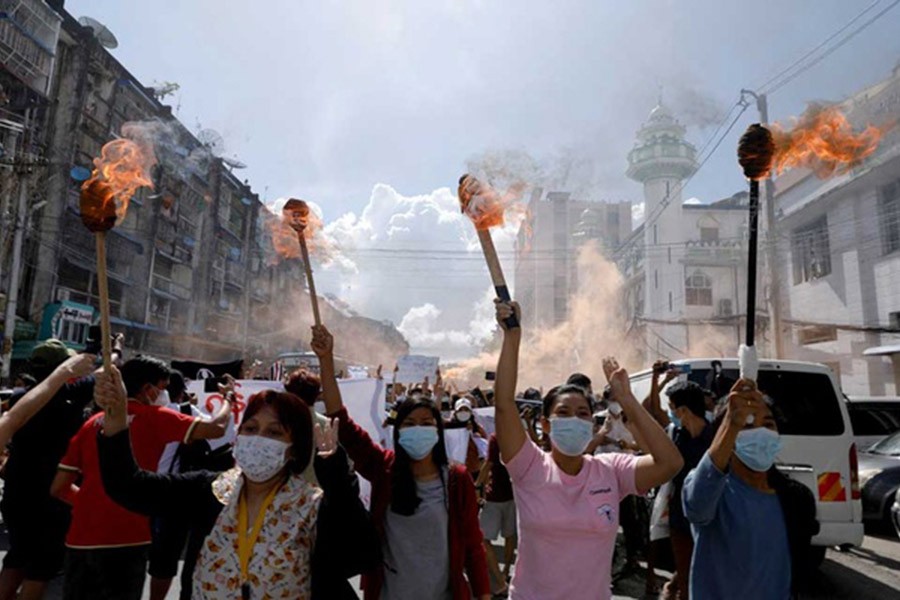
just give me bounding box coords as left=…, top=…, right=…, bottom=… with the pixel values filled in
left=0, top=0, right=61, bottom=95
left=683, top=239, right=744, bottom=265
left=225, top=261, right=244, bottom=290
left=152, top=274, right=191, bottom=301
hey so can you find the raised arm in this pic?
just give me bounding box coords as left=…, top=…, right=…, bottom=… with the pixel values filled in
left=642, top=361, right=675, bottom=428
left=603, top=358, right=683, bottom=494
left=0, top=353, right=96, bottom=448
left=493, top=300, right=527, bottom=464
left=312, top=325, right=391, bottom=482
left=188, top=375, right=234, bottom=441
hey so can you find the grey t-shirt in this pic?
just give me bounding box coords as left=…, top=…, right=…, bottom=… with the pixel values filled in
left=381, top=475, right=451, bottom=600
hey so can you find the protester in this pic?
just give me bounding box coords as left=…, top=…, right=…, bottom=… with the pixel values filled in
left=93, top=365, right=380, bottom=599
left=475, top=432, right=517, bottom=597
left=314, top=325, right=490, bottom=600
left=446, top=397, right=488, bottom=479
left=492, top=300, right=682, bottom=600
left=51, top=355, right=231, bottom=600
left=285, top=368, right=330, bottom=484
left=683, top=379, right=819, bottom=599
left=0, top=344, right=97, bottom=600
left=149, top=371, right=235, bottom=600
left=565, top=372, right=593, bottom=398
left=665, top=380, right=716, bottom=599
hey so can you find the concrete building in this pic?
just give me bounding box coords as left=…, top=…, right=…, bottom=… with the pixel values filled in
left=0, top=1, right=408, bottom=376
left=774, top=63, right=900, bottom=395
left=514, top=188, right=631, bottom=330
left=618, top=101, right=759, bottom=360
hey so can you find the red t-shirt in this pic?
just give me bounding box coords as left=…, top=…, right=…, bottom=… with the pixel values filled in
left=59, top=402, right=198, bottom=548
left=485, top=434, right=514, bottom=503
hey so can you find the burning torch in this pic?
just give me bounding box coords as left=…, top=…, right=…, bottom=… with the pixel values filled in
left=736, top=124, right=775, bottom=381
left=79, top=135, right=155, bottom=372
left=458, top=174, right=519, bottom=329
left=282, top=198, right=322, bottom=326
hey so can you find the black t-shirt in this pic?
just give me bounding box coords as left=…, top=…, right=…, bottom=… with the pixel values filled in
left=669, top=421, right=716, bottom=532
left=3, top=377, right=95, bottom=506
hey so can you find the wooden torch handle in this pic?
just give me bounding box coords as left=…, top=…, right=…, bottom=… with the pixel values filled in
left=476, top=229, right=519, bottom=329
left=297, top=233, right=322, bottom=327
left=95, top=232, right=113, bottom=370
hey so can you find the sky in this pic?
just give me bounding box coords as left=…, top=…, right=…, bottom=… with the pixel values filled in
left=67, top=0, right=900, bottom=359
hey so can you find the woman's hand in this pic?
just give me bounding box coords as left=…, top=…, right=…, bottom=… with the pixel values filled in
left=315, top=418, right=339, bottom=458
left=311, top=325, right=334, bottom=358
left=602, top=357, right=632, bottom=401
left=217, top=374, right=236, bottom=401
left=95, top=366, right=128, bottom=436
left=724, top=378, right=767, bottom=428
left=494, top=299, right=521, bottom=333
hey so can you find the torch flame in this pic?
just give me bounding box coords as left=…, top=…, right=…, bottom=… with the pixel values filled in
left=267, top=199, right=328, bottom=262
left=458, top=174, right=526, bottom=231
left=80, top=136, right=156, bottom=230
left=771, top=104, right=890, bottom=178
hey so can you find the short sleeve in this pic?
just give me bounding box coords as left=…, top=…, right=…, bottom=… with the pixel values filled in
left=601, top=452, right=640, bottom=499
left=59, top=424, right=85, bottom=473
left=154, top=407, right=198, bottom=444
left=502, top=438, right=545, bottom=488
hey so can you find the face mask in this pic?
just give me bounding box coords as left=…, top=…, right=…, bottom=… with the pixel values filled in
left=456, top=411, right=472, bottom=423
left=668, top=408, right=682, bottom=429
left=234, top=434, right=291, bottom=482
left=398, top=426, right=439, bottom=460
left=153, top=390, right=171, bottom=407
left=705, top=410, right=715, bottom=423
left=734, top=428, right=783, bottom=472
left=548, top=416, right=594, bottom=457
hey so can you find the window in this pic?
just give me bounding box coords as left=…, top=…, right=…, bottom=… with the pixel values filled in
left=700, top=227, right=719, bottom=243
left=798, top=325, right=838, bottom=345
left=668, top=292, right=673, bottom=312
left=880, top=180, right=900, bottom=255
left=791, top=217, right=831, bottom=284
left=847, top=404, right=900, bottom=438
left=718, top=298, right=733, bottom=317
left=685, top=270, right=713, bottom=306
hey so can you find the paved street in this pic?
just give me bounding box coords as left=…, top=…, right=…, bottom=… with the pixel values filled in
left=3, top=526, right=897, bottom=599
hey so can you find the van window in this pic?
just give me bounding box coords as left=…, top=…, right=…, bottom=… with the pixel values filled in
left=685, top=368, right=845, bottom=436
left=847, top=403, right=900, bottom=437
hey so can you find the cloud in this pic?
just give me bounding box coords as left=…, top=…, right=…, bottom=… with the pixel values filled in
left=314, top=184, right=519, bottom=359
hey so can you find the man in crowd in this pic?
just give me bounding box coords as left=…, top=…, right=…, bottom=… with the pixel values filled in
left=0, top=340, right=102, bottom=600
left=665, top=380, right=716, bottom=599
left=476, top=430, right=517, bottom=597
left=51, top=355, right=231, bottom=600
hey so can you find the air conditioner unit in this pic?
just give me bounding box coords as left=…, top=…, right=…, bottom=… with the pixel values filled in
left=718, top=299, right=733, bottom=317
left=55, top=288, right=71, bottom=302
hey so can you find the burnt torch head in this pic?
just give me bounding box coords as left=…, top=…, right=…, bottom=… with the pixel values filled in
left=282, top=198, right=310, bottom=233
left=738, top=123, right=775, bottom=181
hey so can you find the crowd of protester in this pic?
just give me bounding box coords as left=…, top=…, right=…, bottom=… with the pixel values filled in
left=0, top=297, right=819, bottom=599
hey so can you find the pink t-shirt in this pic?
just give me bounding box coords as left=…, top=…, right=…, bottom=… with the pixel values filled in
left=504, top=438, right=639, bottom=600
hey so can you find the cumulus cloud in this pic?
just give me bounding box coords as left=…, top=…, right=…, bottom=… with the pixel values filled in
left=313, top=184, right=520, bottom=359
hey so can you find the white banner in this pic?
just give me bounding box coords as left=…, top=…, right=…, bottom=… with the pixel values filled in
left=395, top=355, right=439, bottom=385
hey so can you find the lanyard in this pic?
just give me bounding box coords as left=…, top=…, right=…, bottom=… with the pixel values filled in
left=237, top=482, right=282, bottom=599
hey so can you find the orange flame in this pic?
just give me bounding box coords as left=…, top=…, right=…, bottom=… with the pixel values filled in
left=771, top=105, right=889, bottom=178
left=80, top=134, right=156, bottom=232
left=458, top=174, right=526, bottom=231
left=266, top=200, right=328, bottom=262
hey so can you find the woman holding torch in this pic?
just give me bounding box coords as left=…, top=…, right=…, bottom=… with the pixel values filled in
left=314, top=325, right=491, bottom=600
left=492, top=299, right=683, bottom=600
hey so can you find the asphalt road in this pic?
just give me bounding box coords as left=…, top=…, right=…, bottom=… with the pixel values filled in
left=2, top=530, right=898, bottom=599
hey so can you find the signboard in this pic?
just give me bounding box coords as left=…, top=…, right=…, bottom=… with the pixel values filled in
left=395, top=355, right=439, bottom=384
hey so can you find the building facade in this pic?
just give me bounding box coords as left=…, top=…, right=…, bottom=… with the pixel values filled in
left=514, top=187, right=631, bottom=330
left=618, top=102, right=759, bottom=361
left=0, top=1, right=407, bottom=377
left=774, top=63, right=900, bottom=395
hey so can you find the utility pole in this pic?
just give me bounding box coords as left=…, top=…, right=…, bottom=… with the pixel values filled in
left=741, top=90, right=786, bottom=359
left=1, top=111, right=32, bottom=381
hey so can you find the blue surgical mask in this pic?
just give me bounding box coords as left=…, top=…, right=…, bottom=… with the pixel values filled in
left=548, top=416, right=594, bottom=457
left=398, top=426, right=439, bottom=460
left=734, top=428, right=783, bottom=472
left=705, top=410, right=715, bottom=423
left=668, top=408, right=682, bottom=429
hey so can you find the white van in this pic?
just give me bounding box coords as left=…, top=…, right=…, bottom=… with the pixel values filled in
left=630, top=358, right=864, bottom=557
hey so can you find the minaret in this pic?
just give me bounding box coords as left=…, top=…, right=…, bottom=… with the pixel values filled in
left=626, top=97, right=698, bottom=355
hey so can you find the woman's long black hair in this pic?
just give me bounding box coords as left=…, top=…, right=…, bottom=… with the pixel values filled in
left=390, top=395, right=449, bottom=516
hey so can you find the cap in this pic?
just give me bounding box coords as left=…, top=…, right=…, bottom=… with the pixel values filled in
left=30, top=339, right=75, bottom=369
left=454, top=398, right=473, bottom=412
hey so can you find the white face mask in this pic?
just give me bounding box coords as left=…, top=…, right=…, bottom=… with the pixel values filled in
left=153, top=390, right=170, bottom=407
left=234, top=434, right=291, bottom=482
left=456, top=411, right=472, bottom=422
